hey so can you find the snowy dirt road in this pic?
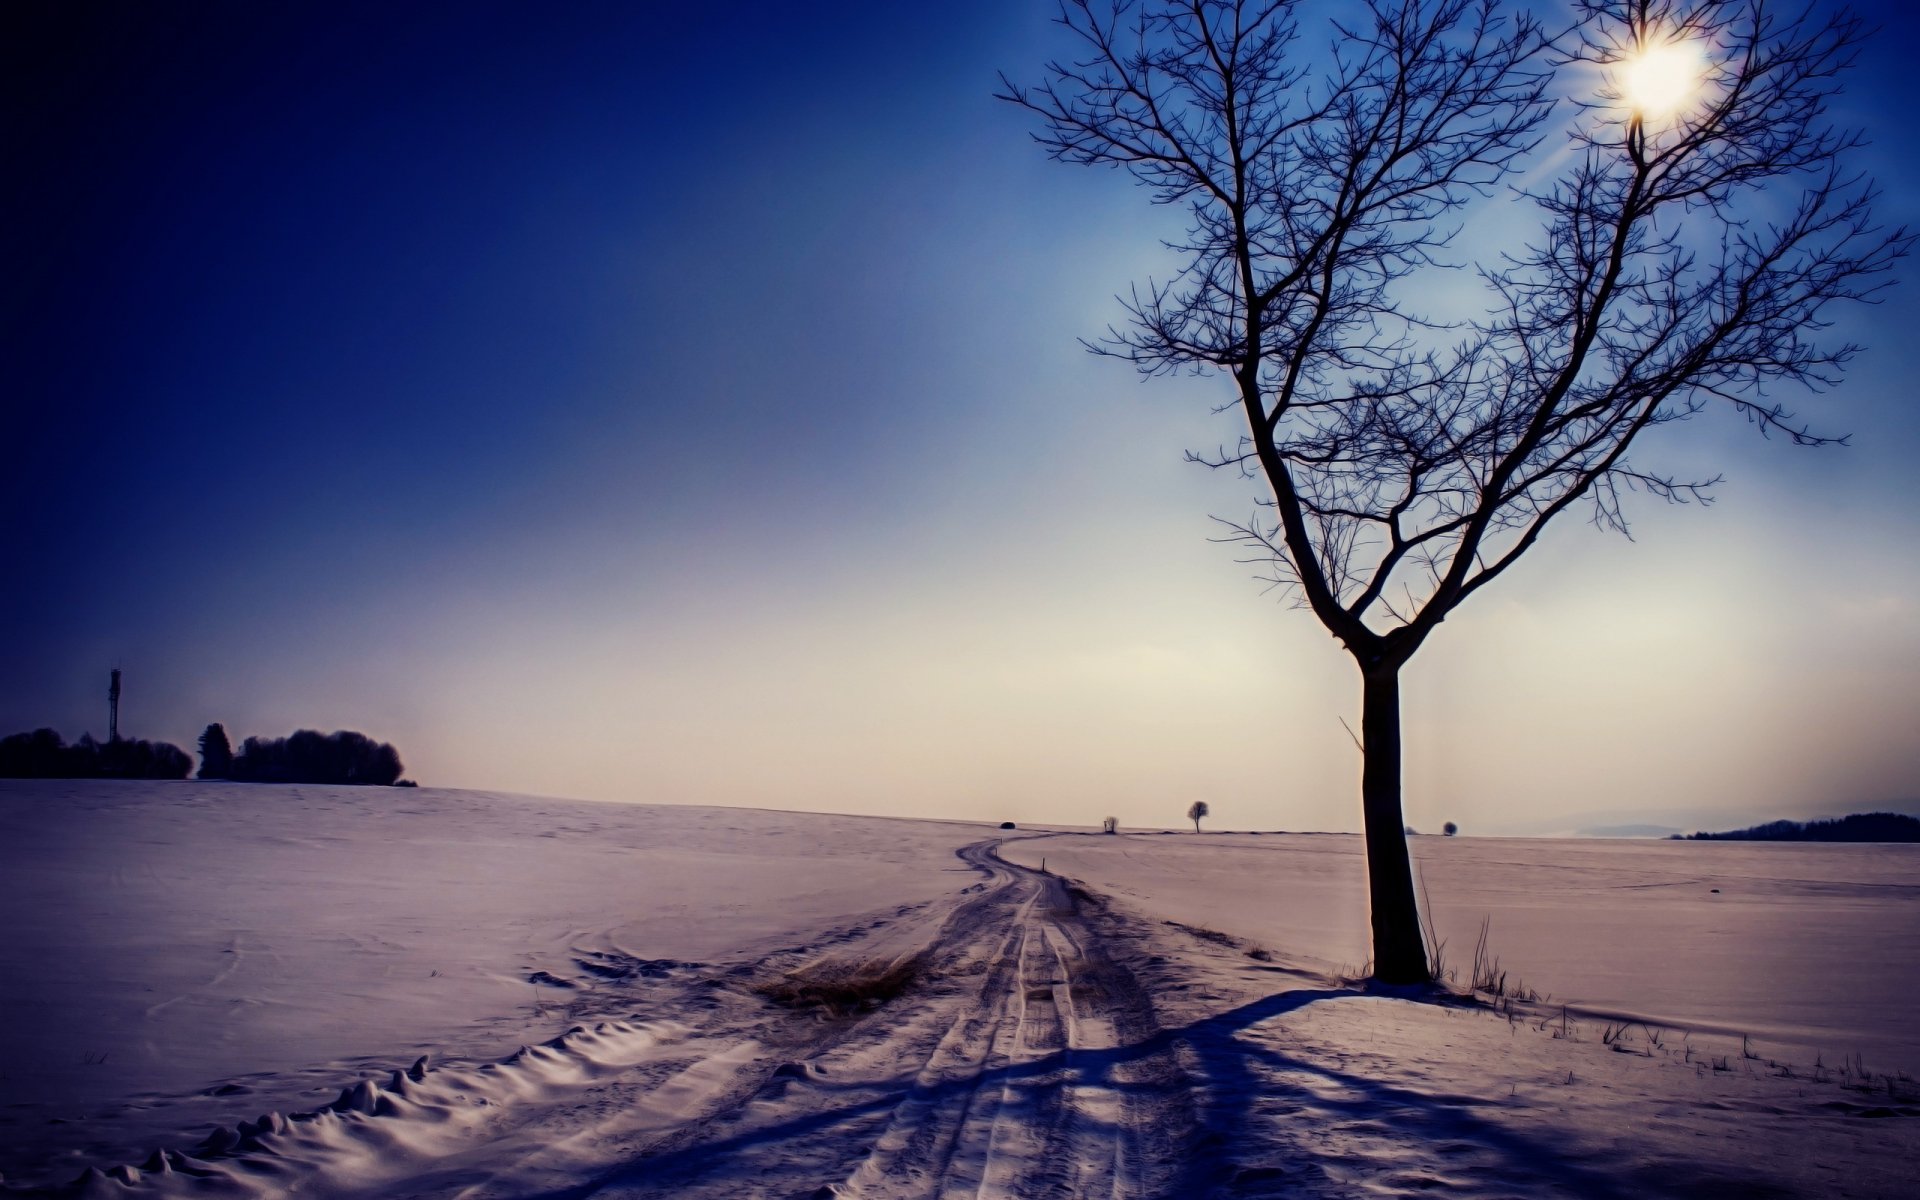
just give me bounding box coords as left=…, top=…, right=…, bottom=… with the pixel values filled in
left=578, top=839, right=1198, bottom=1200
left=26, top=834, right=1920, bottom=1199
left=38, top=840, right=1201, bottom=1199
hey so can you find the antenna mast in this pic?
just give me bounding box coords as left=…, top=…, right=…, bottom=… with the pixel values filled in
left=108, top=669, right=121, bottom=742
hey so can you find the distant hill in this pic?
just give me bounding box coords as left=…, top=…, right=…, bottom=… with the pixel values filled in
left=1676, top=813, right=1920, bottom=843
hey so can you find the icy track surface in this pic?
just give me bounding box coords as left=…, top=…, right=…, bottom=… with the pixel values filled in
left=3, top=783, right=1917, bottom=1197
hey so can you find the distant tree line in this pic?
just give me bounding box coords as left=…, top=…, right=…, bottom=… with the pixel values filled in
left=0, top=723, right=411, bottom=787
left=197, top=724, right=409, bottom=786
left=1676, top=813, right=1920, bottom=843
left=0, top=728, right=190, bottom=779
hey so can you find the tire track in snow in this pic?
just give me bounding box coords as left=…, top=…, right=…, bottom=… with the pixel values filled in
left=24, top=840, right=1195, bottom=1199
left=561, top=838, right=1196, bottom=1199
left=823, top=842, right=1194, bottom=1200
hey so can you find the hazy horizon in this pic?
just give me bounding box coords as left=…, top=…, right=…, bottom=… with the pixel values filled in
left=6, top=0, right=1917, bottom=837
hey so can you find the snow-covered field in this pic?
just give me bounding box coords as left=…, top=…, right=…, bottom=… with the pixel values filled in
left=0, top=781, right=990, bottom=1191
left=999, top=831, right=1920, bottom=1078
left=2, top=781, right=1915, bottom=1197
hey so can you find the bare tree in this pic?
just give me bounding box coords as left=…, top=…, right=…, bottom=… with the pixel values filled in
left=1103, top=815, right=1122, bottom=833
left=1004, top=0, right=1906, bottom=981
left=1188, top=799, right=1210, bottom=831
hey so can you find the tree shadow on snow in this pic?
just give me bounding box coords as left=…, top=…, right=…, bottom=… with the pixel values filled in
left=1174, top=990, right=1798, bottom=1198
left=523, top=987, right=1792, bottom=1198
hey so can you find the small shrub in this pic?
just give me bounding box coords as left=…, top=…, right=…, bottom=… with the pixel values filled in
left=754, top=957, right=923, bottom=1018
left=1415, top=867, right=1451, bottom=984
left=1468, top=916, right=1538, bottom=1001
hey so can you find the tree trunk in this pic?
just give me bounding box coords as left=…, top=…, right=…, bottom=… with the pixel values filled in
left=1360, top=663, right=1430, bottom=984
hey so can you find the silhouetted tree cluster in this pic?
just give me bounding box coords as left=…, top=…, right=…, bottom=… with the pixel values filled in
left=221, top=729, right=406, bottom=786
left=1679, top=813, right=1920, bottom=843
left=197, top=723, right=234, bottom=780
left=0, top=728, right=191, bottom=779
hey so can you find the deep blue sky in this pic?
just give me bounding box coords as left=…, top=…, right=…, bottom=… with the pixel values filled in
left=5, top=1, right=1917, bottom=832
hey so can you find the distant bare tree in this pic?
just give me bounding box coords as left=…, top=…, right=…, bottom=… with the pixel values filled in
left=1005, top=0, right=1907, bottom=981
left=1187, top=799, right=1209, bottom=832
left=1103, top=815, right=1121, bottom=833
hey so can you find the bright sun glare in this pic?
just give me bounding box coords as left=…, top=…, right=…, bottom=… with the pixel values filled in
left=1619, top=39, right=1706, bottom=120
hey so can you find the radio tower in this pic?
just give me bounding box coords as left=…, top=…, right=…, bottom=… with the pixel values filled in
left=108, top=669, right=122, bottom=742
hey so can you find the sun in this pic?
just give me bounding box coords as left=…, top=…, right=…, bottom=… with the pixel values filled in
left=1618, top=38, right=1707, bottom=120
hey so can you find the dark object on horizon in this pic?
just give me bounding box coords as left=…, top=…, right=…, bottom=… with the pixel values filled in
left=0, top=727, right=190, bottom=779
left=1102, top=816, right=1119, bottom=834
left=1443, top=822, right=1459, bottom=837
left=198, top=723, right=235, bottom=779
left=1676, top=813, right=1920, bottom=843
left=1188, top=800, right=1208, bottom=833
left=999, top=821, right=1016, bottom=830
left=1003, top=0, right=1906, bottom=985
left=107, top=668, right=121, bottom=742
left=230, top=729, right=405, bottom=786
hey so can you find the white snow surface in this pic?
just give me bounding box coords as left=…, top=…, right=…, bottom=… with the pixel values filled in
left=0, top=781, right=990, bottom=1186
left=2, top=781, right=1915, bottom=1198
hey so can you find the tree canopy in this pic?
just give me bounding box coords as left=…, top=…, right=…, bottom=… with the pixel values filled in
left=1006, top=0, right=1907, bottom=982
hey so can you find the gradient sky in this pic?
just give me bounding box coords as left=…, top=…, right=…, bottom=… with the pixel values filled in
left=5, top=0, right=1917, bottom=835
